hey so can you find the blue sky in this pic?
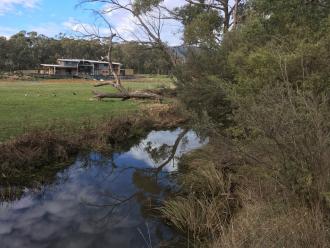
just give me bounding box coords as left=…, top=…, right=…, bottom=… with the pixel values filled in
left=0, top=0, right=185, bottom=45
left=0, top=0, right=99, bottom=37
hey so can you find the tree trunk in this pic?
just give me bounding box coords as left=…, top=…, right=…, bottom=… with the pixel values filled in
left=232, top=0, right=239, bottom=29
left=94, top=82, right=113, bottom=87
left=223, top=0, right=230, bottom=33
left=92, top=90, right=162, bottom=100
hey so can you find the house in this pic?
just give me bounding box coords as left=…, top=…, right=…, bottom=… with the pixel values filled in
left=40, top=59, right=121, bottom=77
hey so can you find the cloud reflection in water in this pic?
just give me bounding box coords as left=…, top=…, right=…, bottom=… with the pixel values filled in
left=0, top=128, right=206, bottom=248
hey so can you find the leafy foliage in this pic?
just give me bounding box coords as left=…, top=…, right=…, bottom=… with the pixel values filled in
left=133, top=0, right=163, bottom=14
left=169, top=0, right=330, bottom=245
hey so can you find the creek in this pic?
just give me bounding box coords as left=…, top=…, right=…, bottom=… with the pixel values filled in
left=0, top=128, right=206, bottom=248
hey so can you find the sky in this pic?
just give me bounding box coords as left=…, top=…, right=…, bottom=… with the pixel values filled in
left=0, top=0, right=185, bottom=45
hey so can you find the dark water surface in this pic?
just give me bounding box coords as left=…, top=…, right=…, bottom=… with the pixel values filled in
left=0, top=129, right=206, bottom=248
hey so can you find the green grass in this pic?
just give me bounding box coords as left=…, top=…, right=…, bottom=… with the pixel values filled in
left=0, top=77, right=172, bottom=141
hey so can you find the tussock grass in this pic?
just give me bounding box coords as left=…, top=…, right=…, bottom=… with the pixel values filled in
left=161, top=142, right=330, bottom=247
left=161, top=145, right=240, bottom=245
left=216, top=200, right=330, bottom=248
left=162, top=195, right=231, bottom=243
left=208, top=161, right=330, bottom=248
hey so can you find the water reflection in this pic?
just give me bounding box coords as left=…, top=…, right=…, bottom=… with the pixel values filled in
left=0, top=129, right=207, bottom=248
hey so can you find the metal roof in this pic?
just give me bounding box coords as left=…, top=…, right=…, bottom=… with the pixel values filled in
left=40, top=64, right=77, bottom=68
left=57, top=59, right=121, bottom=65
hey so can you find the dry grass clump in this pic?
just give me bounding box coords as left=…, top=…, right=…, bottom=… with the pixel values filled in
left=162, top=140, right=330, bottom=247
left=162, top=195, right=229, bottom=243
left=0, top=130, right=79, bottom=187
left=141, top=102, right=187, bottom=128
left=213, top=159, right=330, bottom=248
left=216, top=201, right=330, bottom=248
left=79, top=116, right=152, bottom=152
left=161, top=145, right=240, bottom=245
left=80, top=103, right=186, bottom=151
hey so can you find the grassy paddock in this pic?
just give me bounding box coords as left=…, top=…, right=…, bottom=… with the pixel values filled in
left=0, top=77, right=172, bottom=141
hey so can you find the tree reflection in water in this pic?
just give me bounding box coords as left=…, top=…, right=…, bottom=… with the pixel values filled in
left=0, top=128, right=206, bottom=248
left=82, top=129, right=189, bottom=219
left=80, top=129, right=192, bottom=245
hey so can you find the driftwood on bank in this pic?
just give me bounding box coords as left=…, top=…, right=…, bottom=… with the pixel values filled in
left=92, top=90, right=162, bottom=100
left=94, top=82, right=113, bottom=87
left=92, top=76, right=163, bottom=100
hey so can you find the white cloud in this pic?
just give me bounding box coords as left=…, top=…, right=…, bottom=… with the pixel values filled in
left=0, top=26, right=18, bottom=38
left=0, top=21, right=71, bottom=38
left=127, top=129, right=207, bottom=172
left=29, top=22, right=66, bottom=37
left=0, top=0, right=186, bottom=43
left=62, top=17, right=111, bottom=38
left=0, top=0, right=40, bottom=15
left=62, top=17, right=80, bottom=32
left=97, top=0, right=186, bottom=45
left=163, top=0, right=186, bottom=9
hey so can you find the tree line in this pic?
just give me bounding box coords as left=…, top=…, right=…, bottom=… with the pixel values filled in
left=0, top=31, right=172, bottom=74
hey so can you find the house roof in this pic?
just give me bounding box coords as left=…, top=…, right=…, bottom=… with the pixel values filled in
left=57, top=59, right=121, bottom=65
left=40, top=64, right=77, bottom=68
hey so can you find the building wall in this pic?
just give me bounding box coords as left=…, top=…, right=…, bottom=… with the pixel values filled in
left=125, top=69, right=134, bottom=76
left=95, top=64, right=120, bottom=76
left=40, top=61, right=121, bottom=77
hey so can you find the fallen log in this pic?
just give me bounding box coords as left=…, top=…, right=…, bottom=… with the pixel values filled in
left=92, top=90, right=162, bottom=100
left=94, top=82, right=113, bottom=87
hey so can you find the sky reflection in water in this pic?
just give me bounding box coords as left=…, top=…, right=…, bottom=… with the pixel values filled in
left=0, top=129, right=207, bottom=248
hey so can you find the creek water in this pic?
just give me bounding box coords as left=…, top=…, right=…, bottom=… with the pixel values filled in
left=0, top=129, right=206, bottom=248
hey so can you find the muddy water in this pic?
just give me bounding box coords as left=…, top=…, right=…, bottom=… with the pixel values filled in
left=0, top=129, right=206, bottom=248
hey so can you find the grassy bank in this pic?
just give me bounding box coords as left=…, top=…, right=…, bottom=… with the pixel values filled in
left=0, top=77, right=172, bottom=141
left=0, top=103, right=186, bottom=200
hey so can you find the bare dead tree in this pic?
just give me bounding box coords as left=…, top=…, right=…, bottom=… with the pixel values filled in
left=80, top=1, right=182, bottom=65
left=76, top=0, right=184, bottom=100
